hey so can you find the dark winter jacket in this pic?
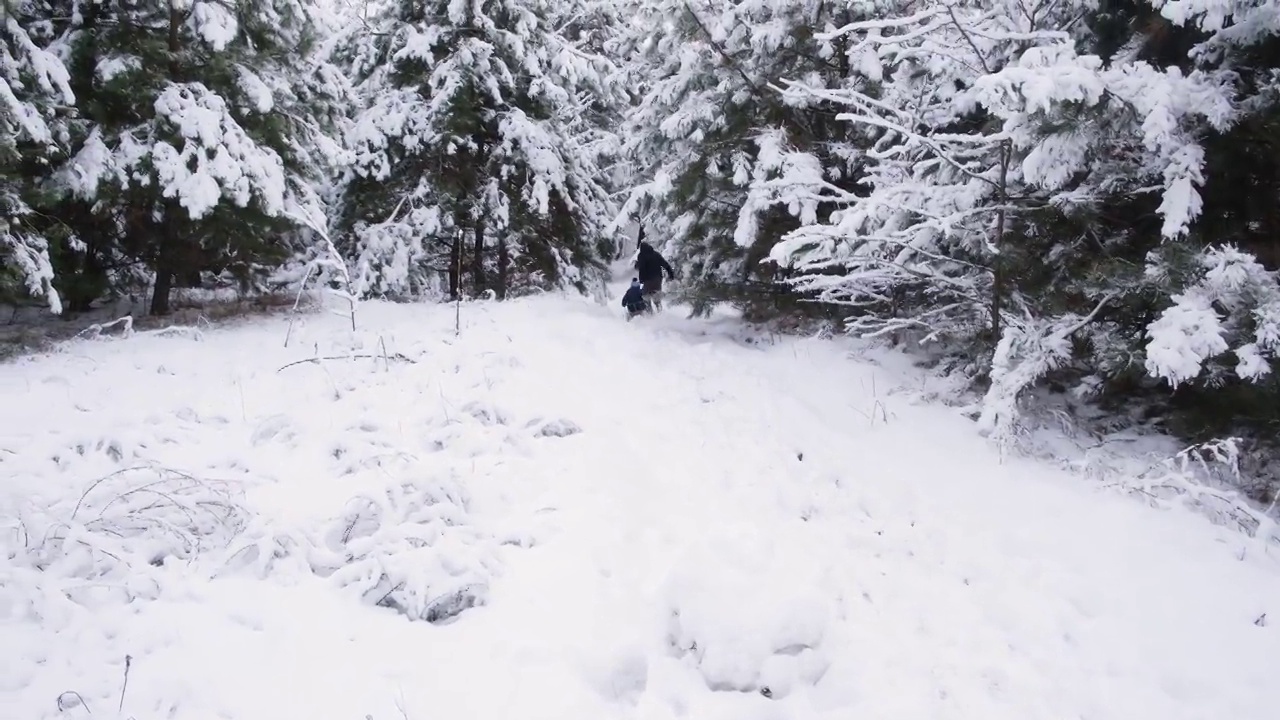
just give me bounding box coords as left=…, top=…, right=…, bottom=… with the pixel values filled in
left=635, top=242, right=675, bottom=284
left=621, top=282, right=647, bottom=312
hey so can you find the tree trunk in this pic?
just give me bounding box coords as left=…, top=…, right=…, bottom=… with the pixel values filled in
left=150, top=266, right=174, bottom=316
left=66, top=245, right=107, bottom=314
left=990, top=140, right=1010, bottom=343
left=449, top=233, right=462, bottom=300
left=151, top=198, right=183, bottom=316
left=472, top=217, right=486, bottom=296
left=168, top=6, right=182, bottom=76
left=497, top=233, right=509, bottom=300
left=149, top=5, right=183, bottom=318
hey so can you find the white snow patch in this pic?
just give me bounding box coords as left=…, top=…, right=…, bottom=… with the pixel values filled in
left=1, top=284, right=1277, bottom=720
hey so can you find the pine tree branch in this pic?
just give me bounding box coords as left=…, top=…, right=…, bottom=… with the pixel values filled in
left=1057, top=292, right=1119, bottom=339
left=679, top=2, right=771, bottom=108
left=945, top=6, right=992, bottom=75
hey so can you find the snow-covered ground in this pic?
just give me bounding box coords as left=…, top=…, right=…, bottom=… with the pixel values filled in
left=2, top=283, right=1278, bottom=720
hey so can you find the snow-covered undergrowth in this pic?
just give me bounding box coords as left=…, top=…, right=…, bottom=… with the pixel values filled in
left=2, top=288, right=1278, bottom=720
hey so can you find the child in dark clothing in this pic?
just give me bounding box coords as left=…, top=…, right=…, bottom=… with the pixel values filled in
left=621, top=278, right=648, bottom=320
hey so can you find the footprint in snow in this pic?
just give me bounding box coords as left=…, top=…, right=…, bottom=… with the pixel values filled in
left=527, top=417, right=582, bottom=438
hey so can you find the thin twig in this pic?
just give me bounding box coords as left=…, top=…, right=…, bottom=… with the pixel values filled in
left=72, top=467, right=152, bottom=520
left=119, top=655, right=132, bottom=714
left=56, top=691, right=91, bottom=714
left=276, top=354, right=417, bottom=373
left=75, top=315, right=134, bottom=339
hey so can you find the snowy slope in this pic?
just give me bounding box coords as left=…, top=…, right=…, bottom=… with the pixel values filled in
left=1, top=288, right=1278, bottom=720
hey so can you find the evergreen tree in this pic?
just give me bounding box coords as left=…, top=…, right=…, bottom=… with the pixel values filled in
left=1, top=0, right=72, bottom=313
left=336, top=0, right=620, bottom=301
left=46, top=0, right=347, bottom=315
left=615, top=0, right=868, bottom=316
left=746, top=0, right=1238, bottom=437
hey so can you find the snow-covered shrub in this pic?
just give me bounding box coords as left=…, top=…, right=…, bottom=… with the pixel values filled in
left=320, top=478, right=499, bottom=624
left=1119, top=438, right=1280, bottom=545
left=766, top=0, right=1232, bottom=348
left=527, top=417, right=582, bottom=438
left=1, top=466, right=246, bottom=622
left=13, top=466, right=245, bottom=573
left=350, top=208, right=445, bottom=300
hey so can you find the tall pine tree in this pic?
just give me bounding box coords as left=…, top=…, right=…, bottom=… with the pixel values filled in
left=1, top=1, right=73, bottom=313
left=615, top=0, right=869, bottom=316
left=336, top=0, right=621, bottom=301
left=46, top=0, right=347, bottom=315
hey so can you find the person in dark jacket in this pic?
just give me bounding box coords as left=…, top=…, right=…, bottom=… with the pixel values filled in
left=621, top=278, right=648, bottom=320
left=635, top=242, right=677, bottom=311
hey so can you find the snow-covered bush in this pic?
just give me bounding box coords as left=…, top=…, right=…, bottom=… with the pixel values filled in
left=13, top=466, right=245, bottom=572
left=1116, top=437, right=1280, bottom=545
left=320, top=478, right=499, bottom=623
left=768, top=0, right=1231, bottom=343
left=979, top=296, right=1117, bottom=442
left=2, top=466, right=246, bottom=623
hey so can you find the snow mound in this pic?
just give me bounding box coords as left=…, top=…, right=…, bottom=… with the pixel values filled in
left=665, top=526, right=833, bottom=698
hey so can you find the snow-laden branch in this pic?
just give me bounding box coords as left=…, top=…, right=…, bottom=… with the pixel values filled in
left=979, top=291, right=1119, bottom=440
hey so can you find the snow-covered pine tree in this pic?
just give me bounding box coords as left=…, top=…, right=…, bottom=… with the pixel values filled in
left=337, top=0, right=620, bottom=301
left=1137, top=0, right=1280, bottom=388
left=615, top=0, right=866, bottom=317
left=48, top=0, right=348, bottom=315
left=762, top=0, right=1236, bottom=437
left=558, top=0, right=630, bottom=247
left=1, top=1, right=73, bottom=313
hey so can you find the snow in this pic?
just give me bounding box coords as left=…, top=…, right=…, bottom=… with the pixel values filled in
left=235, top=67, right=275, bottom=114
left=2, top=282, right=1279, bottom=720
left=150, top=83, right=288, bottom=218
left=189, top=2, right=241, bottom=52
left=95, top=56, right=142, bottom=84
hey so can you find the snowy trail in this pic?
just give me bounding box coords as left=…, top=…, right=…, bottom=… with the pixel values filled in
left=2, top=291, right=1279, bottom=720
